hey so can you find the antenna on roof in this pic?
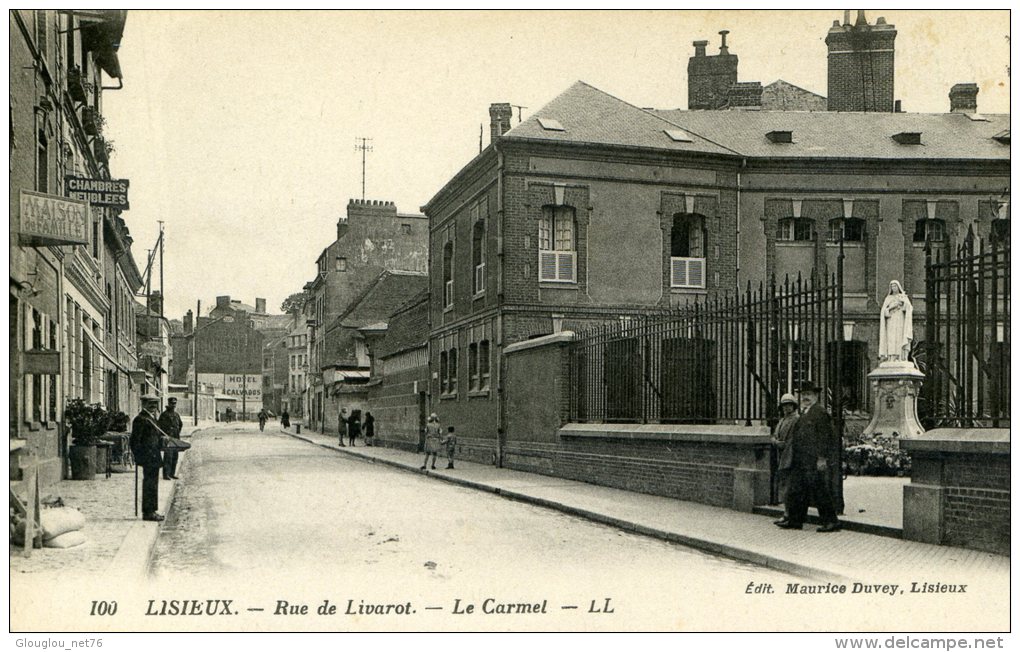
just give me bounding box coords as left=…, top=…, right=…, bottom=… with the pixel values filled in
left=354, top=137, right=373, bottom=201
left=479, top=124, right=483, bottom=154
left=511, top=104, right=528, bottom=124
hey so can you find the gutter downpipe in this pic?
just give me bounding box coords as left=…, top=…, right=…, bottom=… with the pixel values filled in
left=736, top=157, right=747, bottom=289
left=494, top=142, right=506, bottom=467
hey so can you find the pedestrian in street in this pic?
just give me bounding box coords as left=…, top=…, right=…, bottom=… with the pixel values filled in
left=771, top=393, right=800, bottom=523
left=420, top=413, right=441, bottom=471
left=777, top=382, right=841, bottom=533
left=159, top=397, right=184, bottom=481
left=338, top=408, right=348, bottom=447
left=441, top=425, right=457, bottom=470
left=257, top=408, right=269, bottom=432
left=130, top=396, right=166, bottom=522
left=363, top=412, right=375, bottom=447
left=281, top=409, right=290, bottom=430
left=348, top=409, right=361, bottom=446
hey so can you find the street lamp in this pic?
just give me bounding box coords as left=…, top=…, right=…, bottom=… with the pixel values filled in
left=189, top=308, right=234, bottom=426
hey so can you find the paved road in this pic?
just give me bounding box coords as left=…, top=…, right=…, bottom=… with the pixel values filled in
left=150, top=424, right=797, bottom=630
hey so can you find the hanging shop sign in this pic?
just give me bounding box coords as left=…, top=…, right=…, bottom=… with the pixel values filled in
left=18, top=190, right=90, bottom=247
left=22, top=351, right=61, bottom=375
left=138, top=340, right=168, bottom=357
left=64, top=176, right=130, bottom=210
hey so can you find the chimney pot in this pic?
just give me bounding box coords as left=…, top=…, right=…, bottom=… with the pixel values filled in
left=718, top=29, right=730, bottom=53
left=255, top=298, right=267, bottom=314
left=692, top=40, right=709, bottom=57
left=843, top=10, right=850, bottom=25
left=856, top=10, right=868, bottom=26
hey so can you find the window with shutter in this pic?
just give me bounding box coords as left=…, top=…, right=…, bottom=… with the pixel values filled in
left=539, top=205, right=577, bottom=283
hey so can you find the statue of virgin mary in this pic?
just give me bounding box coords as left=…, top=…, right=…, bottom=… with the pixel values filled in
left=879, top=280, right=913, bottom=363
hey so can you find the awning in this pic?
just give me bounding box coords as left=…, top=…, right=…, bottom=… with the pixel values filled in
left=336, top=370, right=370, bottom=380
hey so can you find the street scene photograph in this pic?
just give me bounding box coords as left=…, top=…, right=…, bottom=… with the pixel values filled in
left=8, top=8, right=1012, bottom=638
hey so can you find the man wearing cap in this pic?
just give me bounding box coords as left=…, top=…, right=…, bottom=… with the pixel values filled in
left=159, top=397, right=183, bottom=480
left=778, top=382, right=841, bottom=533
left=131, top=396, right=166, bottom=522
left=771, top=393, right=800, bottom=524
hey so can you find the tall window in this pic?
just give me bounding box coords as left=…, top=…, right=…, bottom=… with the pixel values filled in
left=671, top=214, right=706, bottom=289
left=539, top=205, right=576, bottom=282
left=472, top=219, right=485, bottom=294
left=778, top=217, right=812, bottom=242
left=36, top=131, right=48, bottom=193
left=448, top=346, right=458, bottom=394
left=442, top=242, right=454, bottom=309
left=35, top=10, right=48, bottom=57
left=479, top=339, right=490, bottom=390
left=913, top=219, right=946, bottom=243
left=828, top=217, right=865, bottom=243
left=439, top=350, right=448, bottom=394
left=468, top=342, right=479, bottom=390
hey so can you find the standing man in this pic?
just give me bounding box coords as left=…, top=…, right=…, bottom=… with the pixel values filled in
left=159, top=397, right=183, bottom=480
left=131, top=396, right=166, bottom=522
left=777, top=382, right=841, bottom=533
left=338, top=407, right=348, bottom=447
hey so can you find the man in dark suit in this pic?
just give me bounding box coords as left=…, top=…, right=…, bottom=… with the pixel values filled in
left=776, top=382, right=841, bottom=533
left=159, top=397, right=183, bottom=480
left=131, top=396, right=166, bottom=522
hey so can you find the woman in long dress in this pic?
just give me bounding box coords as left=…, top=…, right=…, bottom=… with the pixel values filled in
left=879, top=280, right=913, bottom=362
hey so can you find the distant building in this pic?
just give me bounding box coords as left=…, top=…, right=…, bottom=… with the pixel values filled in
left=304, top=199, right=428, bottom=433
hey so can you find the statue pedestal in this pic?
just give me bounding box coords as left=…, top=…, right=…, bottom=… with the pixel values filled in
left=862, top=361, right=925, bottom=446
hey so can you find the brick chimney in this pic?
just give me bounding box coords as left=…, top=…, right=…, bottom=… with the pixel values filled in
left=215, top=295, right=231, bottom=310
left=184, top=310, right=193, bottom=335
left=146, top=291, right=164, bottom=316
left=949, top=83, right=979, bottom=114
left=688, top=31, right=739, bottom=110
left=489, top=103, right=513, bottom=143
left=255, top=298, right=267, bottom=314
left=825, top=11, right=897, bottom=112
left=727, top=81, right=763, bottom=109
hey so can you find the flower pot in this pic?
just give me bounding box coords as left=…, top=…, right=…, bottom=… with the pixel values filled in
left=68, top=444, right=97, bottom=480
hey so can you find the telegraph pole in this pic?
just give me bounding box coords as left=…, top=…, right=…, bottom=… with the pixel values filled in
left=193, top=299, right=200, bottom=426
left=158, top=221, right=164, bottom=320
left=354, top=137, right=373, bottom=201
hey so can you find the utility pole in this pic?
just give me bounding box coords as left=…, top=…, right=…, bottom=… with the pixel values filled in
left=354, top=137, right=373, bottom=201
left=193, top=299, right=200, bottom=426
left=158, top=221, right=164, bottom=320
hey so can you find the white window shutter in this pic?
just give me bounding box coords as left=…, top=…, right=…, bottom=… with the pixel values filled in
left=688, top=258, right=705, bottom=288
left=557, top=251, right=575, bottom=281
left=671, top=258, right=687, bottom=287
left=539, top=251, right=558, bottom=281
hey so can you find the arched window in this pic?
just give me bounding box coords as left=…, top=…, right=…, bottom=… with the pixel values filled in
left=828, top=217, right=865, bottom=243
left=778, top=217, right=813, bottom=242
left=472, top=219, right=485, bottom=294
left=442, top=242, right=454, bottom=308
left=913, top=218, right=946, bottom=243
left=670, top=213, right=707, bottom=289
left=539, top=205, right=576, bottom=282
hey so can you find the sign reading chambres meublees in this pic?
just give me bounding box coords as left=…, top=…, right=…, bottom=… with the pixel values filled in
left=65, top=176, right=130, bottom=210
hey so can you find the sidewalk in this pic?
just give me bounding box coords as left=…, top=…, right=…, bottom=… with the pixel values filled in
left=9, top=421, right=212, bottom=578
left=281, top=427, right=1009, bottom=585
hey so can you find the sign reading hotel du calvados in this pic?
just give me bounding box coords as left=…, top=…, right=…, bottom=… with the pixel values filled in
left=65, top=176, right=130, bottom=210
left=19, top=190, right=90, bottom=247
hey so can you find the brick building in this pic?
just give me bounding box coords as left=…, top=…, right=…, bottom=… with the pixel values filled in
left=303, top=199, right=428, bottom=433
left=286, top=317, right=309, bottom=419
left=10, top=10, right=143, bottom=488
left=420, top=15, right=1009, bottom=469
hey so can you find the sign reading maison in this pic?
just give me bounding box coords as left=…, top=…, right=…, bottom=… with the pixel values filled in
left=65, top=176, right=130, bottom=210
left=19, top=190, right=89, bottom=247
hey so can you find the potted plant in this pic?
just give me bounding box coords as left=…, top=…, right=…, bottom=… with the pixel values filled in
left=64, top=399, right=111, bottom=480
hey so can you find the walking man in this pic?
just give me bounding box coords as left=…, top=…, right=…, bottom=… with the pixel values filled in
left=777, top=382, right=841, bottom=533
left=130, top=396, right=166, bottom=522
left=338, top=407, right=348, bottom=447
left=159, top=397, right=183, bottom=480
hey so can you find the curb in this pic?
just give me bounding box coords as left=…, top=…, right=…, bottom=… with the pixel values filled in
left=108, top=426, right=207, bottom=579
left=282, top=430, right=850, bottom=583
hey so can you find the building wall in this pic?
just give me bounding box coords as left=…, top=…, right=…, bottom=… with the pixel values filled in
left=366, top=350, right=429, bottom=451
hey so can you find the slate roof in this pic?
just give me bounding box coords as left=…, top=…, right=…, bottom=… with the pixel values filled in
left=502, top=80, right=1008, bottom=162
left=651, top=108, right=1010, bottom=160
left=373, top=290, right=429, bottom=359
left=324, top=271, right=428, bottom=334
left=504, top=81, right=738, bottom=156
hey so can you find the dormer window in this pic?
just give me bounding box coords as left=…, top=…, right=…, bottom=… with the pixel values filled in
left=664, top=129, right=693, bottom=143
left=892, top=132, right=923, bottom=145
left=766, top=130, right=793, bottom=144
left=537, top=117, right=565, bottom=132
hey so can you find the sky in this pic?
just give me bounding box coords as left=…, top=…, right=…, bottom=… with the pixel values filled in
left=101, top=9, right=1011, bottom=319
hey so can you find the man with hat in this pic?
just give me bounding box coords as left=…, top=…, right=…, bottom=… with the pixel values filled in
left=131, top=396, right=166, bottom=522
left=777, top=382, right=841, bottom=533
left=771, top=392, right=800, bottom=523
left=159, top=397, right=183, bottom=480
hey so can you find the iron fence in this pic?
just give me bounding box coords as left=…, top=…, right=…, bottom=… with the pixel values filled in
left=921, top=229, right=1010, bottom=428
left=568, top=271, right=846, bottom=428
